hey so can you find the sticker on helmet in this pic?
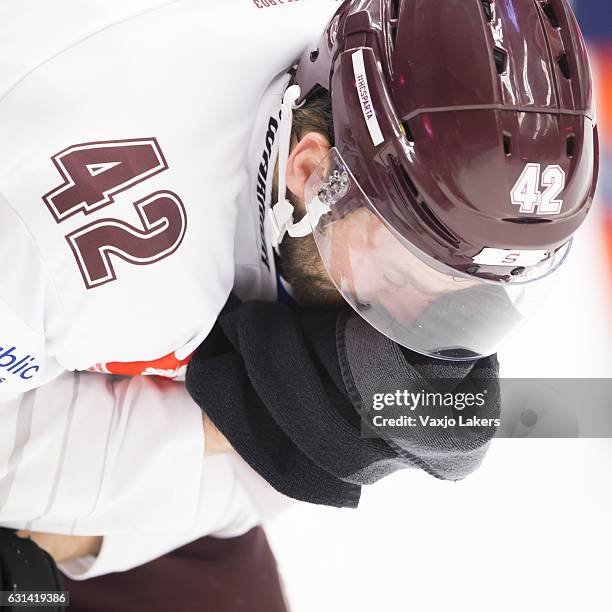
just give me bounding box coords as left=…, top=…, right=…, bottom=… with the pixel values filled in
left=472, top=248, right=548, bottom=266
left=510, top=163, right=566, bottom=215
left=352, top=49, right=384, bottom=147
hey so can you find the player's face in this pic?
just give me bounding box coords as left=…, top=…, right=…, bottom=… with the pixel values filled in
left=316, top=206, right=476, bottom=323
left=283, top=132, right=472, bottom=315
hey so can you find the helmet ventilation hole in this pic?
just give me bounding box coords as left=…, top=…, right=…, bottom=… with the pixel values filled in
left=419, top=202, right=460, bottom=247
left=390, top=0, right=400, bottom=20
left=389, top=155, right=418, bottom=198
left=389, top=0, right=400, bottom=46
left=557, top=53, right=571, bottom=79
left=481, top=0, right=493, bottom=22
left=503, top=217, right=552, bottom=224
left=540, top=2, right=560, bottom=28
left=402, top=120, right=415, bottom=143
left=566, top=135, right=575, bottom=158
left=494, top=48, right=507, bottom=74
left=390, top=23, right=398, bottom=47
left=503, top=133, right=512, bottom=156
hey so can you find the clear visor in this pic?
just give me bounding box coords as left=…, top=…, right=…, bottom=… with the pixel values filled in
left=304, top=148, right=570, bottom=361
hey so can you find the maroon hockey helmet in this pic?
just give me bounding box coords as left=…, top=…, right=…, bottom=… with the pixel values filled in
left=276, top=0, right=599, bottom=360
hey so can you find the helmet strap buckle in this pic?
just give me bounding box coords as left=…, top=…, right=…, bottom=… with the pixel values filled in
left=267, top=84, right=317, bottom=252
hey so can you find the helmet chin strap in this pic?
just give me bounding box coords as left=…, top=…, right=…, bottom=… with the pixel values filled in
left=266, top=84, right=315, bottom=253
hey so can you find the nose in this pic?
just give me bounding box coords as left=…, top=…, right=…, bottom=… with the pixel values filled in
left=378, top=288, right=436, bottom=324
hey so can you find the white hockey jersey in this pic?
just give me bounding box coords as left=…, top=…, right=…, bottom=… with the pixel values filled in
left=0, top=0, right=338, bottom=577
left=0, top=0, right=336, bottom=397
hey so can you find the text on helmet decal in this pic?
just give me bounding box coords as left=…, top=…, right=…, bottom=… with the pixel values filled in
left=351, top=50, right=384, bottom=147
left=472, top=248, right=548, bottom=267
left=511, top=163, right=566, bottom=215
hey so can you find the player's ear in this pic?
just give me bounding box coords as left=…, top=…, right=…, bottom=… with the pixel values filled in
left=285, top=132, right=331, bottom=201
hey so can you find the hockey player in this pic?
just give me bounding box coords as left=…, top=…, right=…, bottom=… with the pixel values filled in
left=0, top=0, right=341, bottom=580
left=0, top=0, right=598, bottom=579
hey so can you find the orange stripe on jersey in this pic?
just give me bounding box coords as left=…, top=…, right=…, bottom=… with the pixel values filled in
left=88, top=350, right=193, bottom=379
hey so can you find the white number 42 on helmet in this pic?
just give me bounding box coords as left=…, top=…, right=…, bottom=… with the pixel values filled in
left=511, top=163, right=566, bottom=215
